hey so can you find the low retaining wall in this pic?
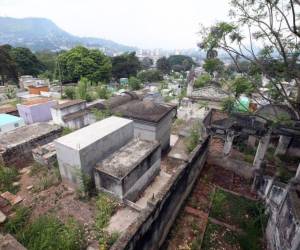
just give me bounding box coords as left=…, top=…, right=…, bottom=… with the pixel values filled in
left=111, top=136, right=210, bottom=250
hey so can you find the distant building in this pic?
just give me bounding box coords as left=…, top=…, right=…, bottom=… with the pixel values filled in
left=17, top=98, right=57, bottom=124
left=19, top=76, right=49, bottom=90
left=51, top=100, right=89, bottom=129
left=28, top=85, right=49, bottom=95
left=0, top=114, right=25, bottom=133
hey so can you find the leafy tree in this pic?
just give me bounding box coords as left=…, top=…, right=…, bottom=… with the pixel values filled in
left=194, top=73, right=212, bottom=88
left=36, top=51, right=58, bottom=80
left=198, top=0, right=300, bottom=117
left=128, top=76, right=142, bottom=90
left=156, top=57, right=171, bottom=74
left=203, top=58, right=224, bottom=76
left=230, top=76, right=254, bottom=97
left=167, top=55, right=195, bottom=72
left=10, top=47, right=45, bottom=76
left=0, top=45, right=18, bottom=85
left=137, top=69, right=163, bottom=83
left=111, top=52, right=141, bottom=80
left=141, top=57, right=153, bottom=70
left=57, top=46, right=112, bottom=83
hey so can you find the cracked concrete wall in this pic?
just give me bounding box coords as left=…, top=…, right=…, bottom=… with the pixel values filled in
left=110, top=136, right=210, bottom=250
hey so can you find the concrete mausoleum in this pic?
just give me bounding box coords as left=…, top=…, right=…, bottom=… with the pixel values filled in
left=111, top=100, right=175, bottom=152
left=17, top=98, right=57, bottom=124
left=55, top=116, right=135, bottom=184
left=51, top=99, right=89, bottom=129
left=94, top=138, right=161, bottom=201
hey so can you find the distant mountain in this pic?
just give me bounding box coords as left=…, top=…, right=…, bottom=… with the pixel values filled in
left=0, top=17, right=136, bottom=54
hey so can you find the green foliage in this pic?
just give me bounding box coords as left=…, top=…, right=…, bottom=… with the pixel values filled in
left=140, top=57, right=153, bottom=70
left=203, top=58, right=224, bottom=76
left=96, top=85, right=111, bottom=99
left=95, top=193, right=118, bottom=230
left=167, top=55, right=195, bottom=72
left=202, top=222, right=239, bottom=250
left=76, top=77, right=94, bottom=102
left=32, top=169, right=61, bottom=193
left=185, top=123, right=202, bottom=153
left=99, top=231, right=120, bottom=249
left=0, top=165, right=19, bottom=193
left=0, top=45, right=19, bottom=84
left=91, top=108, right=112, bottom=121
left=62, top=127, right=74, bottom=136
left=156, top=57, right=171, bottom=74
left=221, top=97, right=235, bottom=113
left=128, top=76, right=142, bottom=90
left=57, top=46, right=112, bottom=83
left=194, top=73, right=212, bottom=88
left=210, top=189, right=267, bottom=250
left=75, top=170, right=94, bottom=199
left=10, top=47, right=45, bottom=76
left=112, top=52, right=141, bottom=79
left=63, top=86, right=76, bottom=100
left=230, top=76, right=254, bottom=96
left=137, top=69, right=163, bottom=83
left=4, top=206, right=31, bottom=235
left=19, top=216, right=85, bottom=250
left=36, top=51, right=58, bottom=80
left=5, top=85, right=17, bottom=99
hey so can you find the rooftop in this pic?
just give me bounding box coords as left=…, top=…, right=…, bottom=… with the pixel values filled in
left=21, top=98, right=54, bottom=106
left=55, top=116, right=133, bottom=150
left=0, top=114, right=23, bottom=126
left=95, top=138, right=159, bottom=178
left=112, top=100, right=175, bottom=123
left=0, top=105, right=17, bottom=114
left=0, top=123, right=61, bottom=148
left=52, top=99, right=85, bottom=110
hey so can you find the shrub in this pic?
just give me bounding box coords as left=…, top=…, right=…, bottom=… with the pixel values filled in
left=91, top=108, right=112, bottom=122
left=128, top=76, right=142, bottom=90
left=194, top=73, right=211, bottom=88
left=5, top=86, right=17, bottom=99
left=96, top=85, right=111, bottom=99
left=185, top=123, right=202, bottom=153
left=0, top=165, right=19, bottom=193
left=221, top=97, right=235, bottom=113
left=63, top=87, right=76, bottom=99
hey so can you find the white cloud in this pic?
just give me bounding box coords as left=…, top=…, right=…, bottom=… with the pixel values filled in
left=0, top=0, right=230, bottom=49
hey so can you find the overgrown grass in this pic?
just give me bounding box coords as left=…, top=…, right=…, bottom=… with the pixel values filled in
left=4, top=206, right=31, bottom=235
left=31, top=165, right=61, bottom=193
left=4, top=206, right=86, bottom=250
left=202, top=222, right=239, bottom=250
left=210, top=189, right=267, bottom=249
left=95, top=193, right=118, bottom=230
left=94, top=193, right=119, bottom=248
left=19, top=216, right=85, bottom=250
left=0, top=165, right=19, bottom=193
left=185, top=123, right=202, bottom=153
left=62, top=127, right=74, bottom=136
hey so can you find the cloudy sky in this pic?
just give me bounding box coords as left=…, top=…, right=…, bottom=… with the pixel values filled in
left=0, top=0, right=230, bottom=49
